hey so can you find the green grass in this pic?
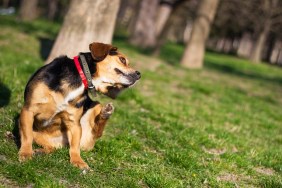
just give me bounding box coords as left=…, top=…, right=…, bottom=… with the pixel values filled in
left=0, top=15, right=282, bottom=187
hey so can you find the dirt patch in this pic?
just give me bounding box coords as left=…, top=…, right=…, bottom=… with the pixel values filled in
left=217, top=172, right=251, bottom=186
left=254, top=167, right=275, bottom=176
left=217, top=173, right=239, bottom=182
left=4, top=131, right=15, bottom=140
left=202, top=146, right=226, bottom=155
left=139, top=80, right=156, bottom=97
left=0, top=176, right=20, bottom=188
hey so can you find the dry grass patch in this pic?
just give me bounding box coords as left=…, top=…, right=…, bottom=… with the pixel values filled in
left=254, top=167, right=275, bottom=176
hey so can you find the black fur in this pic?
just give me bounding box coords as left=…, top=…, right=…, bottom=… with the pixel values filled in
left=83, top=98, right=100, bottom=114
left=24, top=53, right=96, bottom=102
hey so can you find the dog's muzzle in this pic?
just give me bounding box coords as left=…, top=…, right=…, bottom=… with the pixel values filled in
left=126, top=71, right=141, bottom=86
left=114, top=69, right=141, bottom=86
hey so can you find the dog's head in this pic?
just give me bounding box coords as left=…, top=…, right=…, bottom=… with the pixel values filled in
left=89, top=42, right=141, bottom=99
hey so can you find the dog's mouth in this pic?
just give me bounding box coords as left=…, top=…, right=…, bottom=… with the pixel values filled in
left=104, top=68, right=140, bottom=88
left=100, top=69, right=141, bottom=99
left=102, top=81, right=133, bottom=89
left=99, top=81, right=132, bottom=99
left=113, top=81, right=137, bottom=88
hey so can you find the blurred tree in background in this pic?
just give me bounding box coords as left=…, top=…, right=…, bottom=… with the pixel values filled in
left=153, top=0, right=191, bottom=55
left=129, top=0, right=159, bottom=48
left=210, top=0, right=282, bottom=63
left=1, top=0, right=282, bottom=67
left=248, top=0, right=279, bottom=63
left=46, top=0, right=120, bottom=63
left=19, top=0, right=38, bottom=21
left=47, top=0, right=58, bottom=21
left=180, top=0, right=219, bottom=68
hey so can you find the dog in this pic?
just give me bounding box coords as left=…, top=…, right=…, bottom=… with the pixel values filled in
left=19, top=42, right=141, bottom=169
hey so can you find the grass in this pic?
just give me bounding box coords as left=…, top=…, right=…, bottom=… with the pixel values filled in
left=0, top=15, right=282, bottom=187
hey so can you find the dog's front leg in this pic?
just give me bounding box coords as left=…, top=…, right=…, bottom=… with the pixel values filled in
left=19, top=107, right=34, bottom=161
left=94, top=103, right=115, bottom=138
left=67, top=121, right=89, bottom=169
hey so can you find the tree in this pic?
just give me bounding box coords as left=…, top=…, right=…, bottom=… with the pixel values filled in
left=210, top=0, right=253, bottom=55
left=116, top=0, right=138, bottom=27
left=129, top=0, right=159, bottom=48
left=153, top=0, right=193, bottom=55
left=156, top=0, right=191, bottom=39
left=19, top=0, right=38, bottom=21
left=155, top=0, right=174, bottom=37
left=2, top=0, right=10, bottom=8
left=47, top=0, right=59, bottom=20
left=210, top=0, right=282, bottom=63
left=180, top=0, right=219, bottom=68
left=46, top=0, right=120, bottom=63
left=249, top=0, right=279, bottom=63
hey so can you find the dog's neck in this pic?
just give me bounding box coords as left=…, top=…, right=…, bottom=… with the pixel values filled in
left=79, top=52, right=97, bottom=76
left=77, top=53, right=98, bottom=100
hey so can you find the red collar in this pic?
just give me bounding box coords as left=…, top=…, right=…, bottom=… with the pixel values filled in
left=73, top=56, right=88, bottom=88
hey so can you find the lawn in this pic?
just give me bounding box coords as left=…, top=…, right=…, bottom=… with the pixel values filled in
left=0, top=16, right=282, bottom=187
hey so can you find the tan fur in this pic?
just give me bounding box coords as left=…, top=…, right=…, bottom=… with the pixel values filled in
left=19, top=45, right=138, bottom=169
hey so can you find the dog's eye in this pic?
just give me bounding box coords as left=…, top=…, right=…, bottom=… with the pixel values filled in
left=119, top=57, right=126, bottom=65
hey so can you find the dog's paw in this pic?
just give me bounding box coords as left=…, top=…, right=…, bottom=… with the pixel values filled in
left=19, top=151, right=33, bottom=162
left=70, top=159, right=90, bottom=169
left=100, top=103, right=114, bottom=119
left=34, top=147, right=54, bottom=155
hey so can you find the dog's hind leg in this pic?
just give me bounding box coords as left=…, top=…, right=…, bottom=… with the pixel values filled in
left=18, top=107, right=34, bottom=161
left=33, top=131, right=55, bottom=154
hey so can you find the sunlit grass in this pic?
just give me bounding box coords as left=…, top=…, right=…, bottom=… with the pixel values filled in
left=0, top=16, right=282, bottom=187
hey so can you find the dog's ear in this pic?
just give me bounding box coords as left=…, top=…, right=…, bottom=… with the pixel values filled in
left=89, top=42, right=114, bottom=61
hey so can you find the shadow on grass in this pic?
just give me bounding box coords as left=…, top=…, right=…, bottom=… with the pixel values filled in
left=0, top=82, right=11, bottom=107
left=0, top=15, right=59, bottom=37
left=158, top=42, right=185, bottom=66
left=150, top=40, right=282, bottom=86
left=12, top=114, right=21, bottom=149
left=39, top=37, right=54, bottom=60
left=205, top=55, right=282, bottom=86
left=0, top=15, right=59, bottom=61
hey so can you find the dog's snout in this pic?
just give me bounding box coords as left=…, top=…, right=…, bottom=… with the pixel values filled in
left=135, top=71, right=141, bottom=80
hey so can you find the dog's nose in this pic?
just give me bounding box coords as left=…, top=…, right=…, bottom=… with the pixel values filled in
left=135, top=71, right=141, bottom=80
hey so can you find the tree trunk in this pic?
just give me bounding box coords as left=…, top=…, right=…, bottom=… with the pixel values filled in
left=223, top=38, right=232, bottom=53
left=237, top=32, right=253, bottom=58
left=129, top=0, right=159, bottom=48
left=46, top=0, right=120, bottom=64
left=19, top=0, right=38, bottom=21
left=264, top=33, right=275, bottom=62
left=153, top=1, right=187, bottom=55
left=47, top=0, right=58, bottom=20
left=180, top=0, right=219, bottom=69
left=249, top=20, right=271, bottom=63
left=117, top=0, right=129, bottom=23
left=126, top=1, right=141, bottom=34
left=216, top=38, right=224, bottom=52
left=2, top=0, right=10, bottom=8
left=277, top=48, right=282, bottom=65
left=116, top=0, right=139, bottom=30
left=155, top=2, right=173, bottom=37
left=270, top=41, right=282, bottom=64
left=231, top=38, right=240, bottom=54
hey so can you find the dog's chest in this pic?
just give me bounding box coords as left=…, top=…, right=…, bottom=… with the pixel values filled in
left=41, top=85, right=85, bottom=127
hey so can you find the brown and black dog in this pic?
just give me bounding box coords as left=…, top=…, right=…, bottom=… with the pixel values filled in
left=19, top=42, right=141, bottom=169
